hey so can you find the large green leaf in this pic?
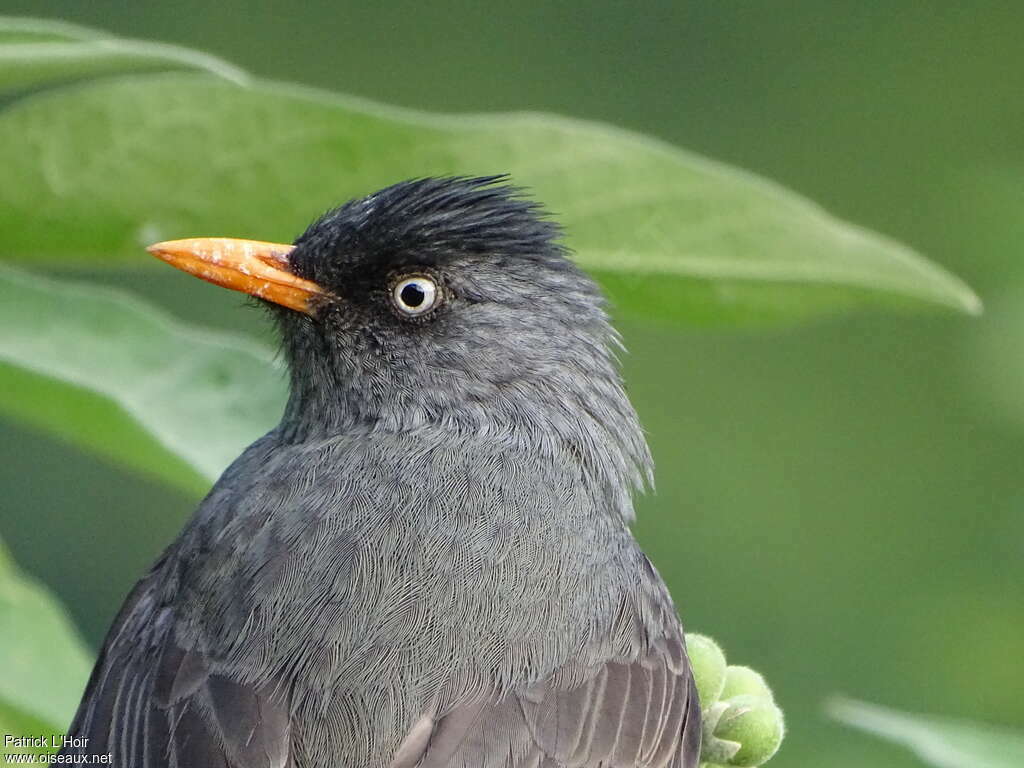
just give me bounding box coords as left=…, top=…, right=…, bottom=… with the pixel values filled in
left=0, top=19, right=982, bottom=490
left=829, top=697, right=1024, bottom=768
left=0, top=16, right=247, bottom=95
left=0, top=538, right=92, bottom=743
left=0, top=71, right=979, bottom=324
left=0, top=702, right=63, bottom=759
left=0, top=265, right=283, bottom=488
left=0, top=361, right=209, bottom=496
left=0, top=15, right=104, bottom=43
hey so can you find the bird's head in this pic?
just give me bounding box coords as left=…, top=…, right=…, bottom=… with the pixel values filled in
left=150, top=177, right=651, bottom=510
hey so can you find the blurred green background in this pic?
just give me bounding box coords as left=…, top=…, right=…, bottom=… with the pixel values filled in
left=1, top=2, right=1021, bottom=766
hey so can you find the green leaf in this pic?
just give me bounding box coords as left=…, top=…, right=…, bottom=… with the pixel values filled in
left=0, top=360, right=209, bottom=496
left=0, top=705, right=63, bottom=758
left=0, top=537, right=92, bottom=738
left=0, top=15, right=105, bottom=43
left=0, top=70, right=979, bottom=325
left=0, top=264, right=284, bottom=487
left=0, top=16, right=247, bottom=95
left=828, top=697, right=1024, bottom=768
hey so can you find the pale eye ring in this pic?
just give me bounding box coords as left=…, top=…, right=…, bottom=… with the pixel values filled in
left=392, top=275, right=440, bottom=316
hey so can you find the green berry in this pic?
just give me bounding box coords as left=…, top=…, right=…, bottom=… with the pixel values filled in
left=713, top=694, right=785, bottom=767
left=686, top=633, right=728, bottom=706
left=721, top=665, right=773, bottom=702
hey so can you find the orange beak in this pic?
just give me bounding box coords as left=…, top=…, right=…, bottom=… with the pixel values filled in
left=147, top=238, right=324, bottom=314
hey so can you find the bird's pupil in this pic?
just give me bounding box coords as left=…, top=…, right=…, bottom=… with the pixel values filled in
left=400, top=283, right=426, bottom=307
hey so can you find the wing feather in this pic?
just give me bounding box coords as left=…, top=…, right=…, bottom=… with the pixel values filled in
left=405, top=632, right=701, bottom=768
left=60, top=575, right=291, bottom=768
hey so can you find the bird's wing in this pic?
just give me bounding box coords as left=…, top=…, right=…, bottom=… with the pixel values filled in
left=397, top=633, right=701, bottom=768
left=62, top=571, right=291, bottom=768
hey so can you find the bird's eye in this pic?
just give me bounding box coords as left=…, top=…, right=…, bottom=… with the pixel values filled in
left=391, top=275, right=440, bottom=316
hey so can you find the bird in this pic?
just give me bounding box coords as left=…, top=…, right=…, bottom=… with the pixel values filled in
left=61, top=176, right=702, bottom=768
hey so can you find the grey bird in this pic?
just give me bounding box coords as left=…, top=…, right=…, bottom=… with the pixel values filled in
left=62, top=176, right=702, bottom=768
